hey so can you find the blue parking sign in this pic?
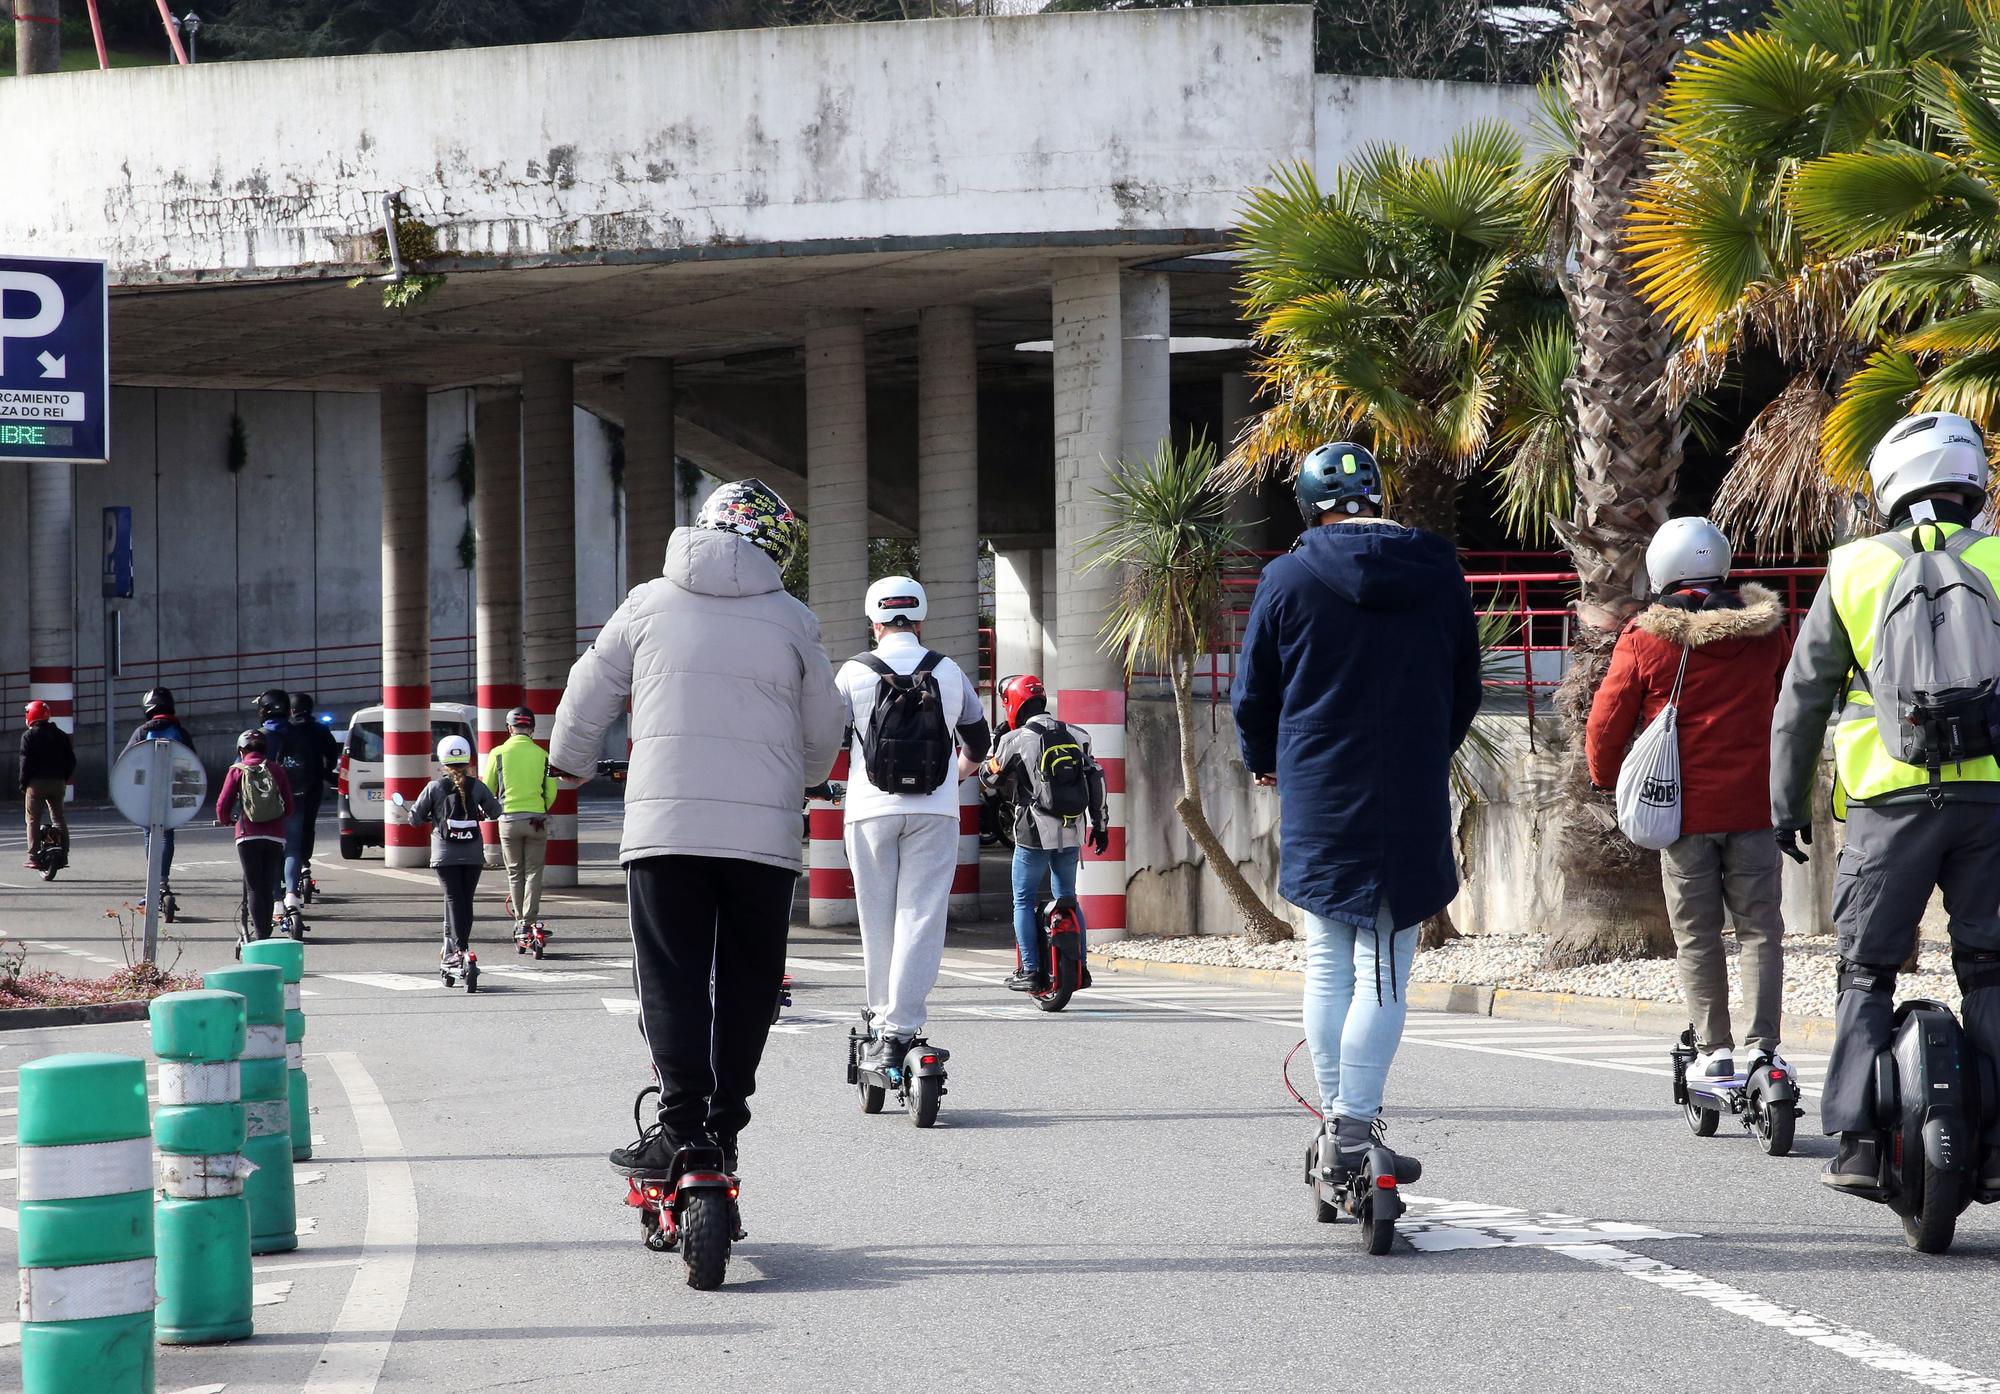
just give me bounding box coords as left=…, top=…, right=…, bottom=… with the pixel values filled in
left=103, top=506, right=133, bottom=599
left=0, top=255, right=108, bottom=464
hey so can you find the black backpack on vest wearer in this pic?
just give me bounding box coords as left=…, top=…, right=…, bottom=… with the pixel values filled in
left=1024, top=715, right=1091, bottom=821
left=853, top=650, right=953, bottom=795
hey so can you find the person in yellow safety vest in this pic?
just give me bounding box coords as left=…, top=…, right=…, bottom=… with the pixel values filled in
left=1771, top=410, right=2000, bottom=1196
left=484, top=705, right=559, bottom=946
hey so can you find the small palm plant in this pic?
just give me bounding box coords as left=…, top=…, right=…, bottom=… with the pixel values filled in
left=1089, top=436, right=1295, bottom=944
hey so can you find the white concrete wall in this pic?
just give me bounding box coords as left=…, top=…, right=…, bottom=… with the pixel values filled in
left=1, top=8, right=1318, bottom=278
left=1313, top=75, right=1540, bottom=172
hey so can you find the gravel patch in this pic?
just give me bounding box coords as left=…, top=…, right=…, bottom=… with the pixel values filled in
left=1106, top=930, right=1964, bottom=1022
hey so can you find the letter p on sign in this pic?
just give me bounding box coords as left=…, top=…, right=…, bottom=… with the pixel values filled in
left=0, top=271, right=64, bottom=376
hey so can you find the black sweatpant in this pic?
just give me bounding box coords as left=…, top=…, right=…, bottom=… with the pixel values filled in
left=237, top=840, right=283, bottom=938
left=628, top=854, right=796, bottom=1145
left=437, top=864, right=482, bottom=951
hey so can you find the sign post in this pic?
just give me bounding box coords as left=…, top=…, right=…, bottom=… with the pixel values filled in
left=0, top=256, right=110, bottom=466
left=110, top=740, right=206, bottom=964
left=102, top=504, right=133, bottom=788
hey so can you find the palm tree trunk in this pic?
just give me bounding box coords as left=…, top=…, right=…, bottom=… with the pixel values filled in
left=1392, top=461, right=1460, bottom=538
left=1171, top=668, right=1293, bottom=944
left=1543, top=0, right=1684, bottom=968
left=1419, top=906, right=1464, bottom=951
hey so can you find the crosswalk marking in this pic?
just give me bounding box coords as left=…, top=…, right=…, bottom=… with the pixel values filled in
left=314, top=973, right=442, bottom=992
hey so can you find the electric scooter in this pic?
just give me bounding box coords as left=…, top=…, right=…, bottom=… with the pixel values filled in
left=440, top=946, right=481, bottom=992
left=773, top=973, right=792, bottom=1025
left=623, top=1084, right=742, bottom=1290
left=513, top=921, right=550, bottom=958
left=1305, top=1122, right=1423, bottom=1256
left=27, top=812, right=65, bottom=882
left=847, top=1010, right=950, bottom=1128
left=1029, top=895, right=1092, bottom=1013
left=1670, top=1027, right=1803, bottom=1156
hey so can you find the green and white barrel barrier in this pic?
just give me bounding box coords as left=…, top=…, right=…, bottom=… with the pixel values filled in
left=242, top=939, right=311, bottom=1160
left=201, top=964, right=296, bottom=1254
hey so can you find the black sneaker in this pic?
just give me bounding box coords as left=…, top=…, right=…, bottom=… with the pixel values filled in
left=1004, top=969, right=1046, bottom=993
left=611, top=1121, right=685, bottom=1177
left=862, top=1034, right=911, bottom=1071
left=1821, top=1133, right=1884, bottom=1192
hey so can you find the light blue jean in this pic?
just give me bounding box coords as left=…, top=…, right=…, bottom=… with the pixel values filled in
left=1304, top=904, right=1420, bottom=1124
left=1011, top=845, right=1082, bottom=972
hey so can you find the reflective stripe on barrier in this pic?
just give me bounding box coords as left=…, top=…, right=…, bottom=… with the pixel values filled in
left=159, top=1153, right=257, bottom=1201
left=19, top=1257, right=156, bottom=1323
left=243, top=1024, right=285, bottom=1059
left=283, top=984, right=301, bottom=1011
left=17, top=1137, right=152, bottom=1201
left=245, top=1100, right=291, bottom=1138
left=286, top=1042, right=304, bottom=1070
left=159, top=1060, right=240, bottom=1106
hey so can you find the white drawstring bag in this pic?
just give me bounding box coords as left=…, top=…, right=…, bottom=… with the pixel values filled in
left=1614, top=646, right=1691, bottom=851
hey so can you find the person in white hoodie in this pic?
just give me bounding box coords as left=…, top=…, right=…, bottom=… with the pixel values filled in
left=550, top=479, right=846, bottom=1179
left=835, top=576, right=991, bottom=1072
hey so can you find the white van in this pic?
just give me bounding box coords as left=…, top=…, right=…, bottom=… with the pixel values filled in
left=337, top=702, right=477, bottom=859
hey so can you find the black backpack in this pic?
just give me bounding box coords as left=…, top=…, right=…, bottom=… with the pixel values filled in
left=853, top=650, right=953, bottom=795
left=1024, top=717, right=1091, bottom=821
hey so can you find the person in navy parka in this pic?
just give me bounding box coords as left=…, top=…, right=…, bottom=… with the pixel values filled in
left=1231, top=441, right=1482, bottom=1176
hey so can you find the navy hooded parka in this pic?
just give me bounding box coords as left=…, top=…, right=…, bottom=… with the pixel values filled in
left=1230, top=520, right=1482, bottom=930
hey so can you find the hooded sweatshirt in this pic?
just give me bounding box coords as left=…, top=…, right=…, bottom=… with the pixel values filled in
left=1231, top=519, right=1483, bottom=930
left=1588, top=582, right=1791, bottom=836
left=549, top=527, right=848, bottom=871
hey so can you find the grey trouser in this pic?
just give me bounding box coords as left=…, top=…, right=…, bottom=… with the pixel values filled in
left=845, top=812, right=958, bottom=1038
left=499, top=816, right=549, bottom=924
left=1822, top=802, right=2000, bottom=1141
left=1660, top=830, right=1785, bottom=1055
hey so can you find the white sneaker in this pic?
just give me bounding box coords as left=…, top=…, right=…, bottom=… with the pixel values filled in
left=283, top=892, right=302, bottom=911
left=1693, top=1049, right=1735, bottom=1080
left=1746, top=1048, right=1790, bottom=1075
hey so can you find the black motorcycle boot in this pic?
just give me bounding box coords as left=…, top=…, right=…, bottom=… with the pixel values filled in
left=1821, top=1132, right=1885, bottom=1192
left=1004, top=968, right=1046, bottom=993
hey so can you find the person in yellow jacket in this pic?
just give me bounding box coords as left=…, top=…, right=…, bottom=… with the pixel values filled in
left=1771, top=411, right=2000, bottom=1195
left=484, top=705, right=559, bottom=946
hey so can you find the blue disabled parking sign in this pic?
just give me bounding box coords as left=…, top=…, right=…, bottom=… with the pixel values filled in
left=0, top=255, right=108, bottom=464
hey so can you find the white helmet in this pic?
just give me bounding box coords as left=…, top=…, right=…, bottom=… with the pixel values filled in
left=436, top=734, right=473, bottom=766
left=1646, top=516, right=1733, bottom=594
left=866, top=575, right=927, bottom=625
left=1868, top=412, right=1989, bottom=516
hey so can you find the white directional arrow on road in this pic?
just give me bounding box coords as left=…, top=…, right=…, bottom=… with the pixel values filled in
left=35, top=351, right=64, bottom=379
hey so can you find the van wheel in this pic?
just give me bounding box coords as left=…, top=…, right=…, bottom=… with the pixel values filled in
left=339, top=833, right=364, bottom=861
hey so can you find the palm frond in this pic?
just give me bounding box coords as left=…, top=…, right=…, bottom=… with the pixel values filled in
left=1629, top=160, right=1775, bottom=336
left=1825, top=346, right=1927, bottom=485
left=1489, top=324, right=1577, bottom=543
left=1711, top=377, right=1847, bottom=553
left=1792, top=144, right=1981, bottom=253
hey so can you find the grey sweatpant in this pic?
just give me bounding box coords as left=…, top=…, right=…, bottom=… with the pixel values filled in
left=845, top=812, right=958, bottom=1038
left=1660, top=829, right=1785, bottom=1056
left=1822, top=802, right=2000, bottom=1141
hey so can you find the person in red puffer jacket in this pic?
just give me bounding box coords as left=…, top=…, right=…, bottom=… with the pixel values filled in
left=1587, top=518, right=1793, bottom=1082
left=215, top=728, right=296, bottom=944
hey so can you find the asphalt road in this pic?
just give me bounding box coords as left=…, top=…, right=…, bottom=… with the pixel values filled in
left=4, top=808, right=2000, bottom=1393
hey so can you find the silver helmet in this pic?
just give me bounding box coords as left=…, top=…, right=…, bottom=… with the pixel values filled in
left=1646, top=517, right=1733, bottom=595
left=1867, top=412, right=1989, bottom=517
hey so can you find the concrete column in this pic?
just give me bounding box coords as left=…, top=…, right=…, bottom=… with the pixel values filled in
left=1052, top=259, right=1127, bottom=939
left=805, top=312, right=868, bottom=928
left=1120, top=271, right=1172, bottom=470
left=522, top=360, right=579, bottom=887
left=27, top=463, right=75, bottom=797
left=993, top=548, right=1045, bottom=686
left=624, top=358, right=676, bottom=595
left=14, top=0, right=60, bottom=75
left=473, top=388, right=522, bottom=866
left=918, top=306, right=980, bottom=673
left=380, top=385, right=432, bottom=870
left=1220, top=371, right=1267, bottom=547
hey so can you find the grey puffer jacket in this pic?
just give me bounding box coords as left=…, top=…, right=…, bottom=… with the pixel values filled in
left=549, top=527, right=847, bottom=871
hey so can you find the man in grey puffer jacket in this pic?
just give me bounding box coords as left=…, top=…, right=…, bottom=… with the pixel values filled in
left=550, top=479, right=845, bottom=1178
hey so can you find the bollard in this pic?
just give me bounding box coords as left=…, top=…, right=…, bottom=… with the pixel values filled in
left=149, top=989, right=254, bottom=1345
left=17, top=1053, right=155, bottom=1394
left=242, top=940, right=311, bottom=1160
left=201, top=965, right=296, bottom=1254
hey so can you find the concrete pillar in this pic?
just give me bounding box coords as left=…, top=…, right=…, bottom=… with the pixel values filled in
left=27, top=463, right=75, bottom=798
left=14, top=0, right=60, bottom=75
left=1052, top=259, right=1128, bottom=939
left=624, top=358, right=676, bottom=595
left=473, top=388, right=522, bottom=866
left=806, top=314, right=868, bottom=929
left=1120, top=271, right=1172, bottom=470
left=993, top=547, right=1045, bottom=687
left=522, top=361, right=579, bottom=887
left=380, top=385, right=432, bottom=870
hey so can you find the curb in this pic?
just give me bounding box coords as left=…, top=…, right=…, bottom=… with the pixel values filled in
left=0, top=1000, right=154, bottom=1032
left=1096, top=953, right=1841, bottom=1052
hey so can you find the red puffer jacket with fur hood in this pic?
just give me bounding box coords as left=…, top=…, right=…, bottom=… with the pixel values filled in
left=1586, top=582, right=1793, bottom=837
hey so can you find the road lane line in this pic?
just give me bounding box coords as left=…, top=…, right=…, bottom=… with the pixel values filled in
left=315, top=973, right=443, bottom=993
left=307, top=1052, right=416, bottom=1394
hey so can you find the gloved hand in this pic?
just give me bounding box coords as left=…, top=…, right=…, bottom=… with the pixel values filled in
left=1087, top=825, right=1110, bottom=856
left=1776, top=825, right=1812, bottom=865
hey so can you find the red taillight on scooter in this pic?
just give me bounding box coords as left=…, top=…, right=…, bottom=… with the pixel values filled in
left=728, top=1187, right=739, bottom=1198
left=921, top=1054, right=938, bottom=1066
left=645, top=1185, right=663, bottom=1201
left=1375, top=1175, right=1397, bottom=1190
left=1768, top=1069, right=1786, bottom=1081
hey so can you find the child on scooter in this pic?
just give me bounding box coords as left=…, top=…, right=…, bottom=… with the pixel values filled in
left=406, top=736, right=502, bottom=975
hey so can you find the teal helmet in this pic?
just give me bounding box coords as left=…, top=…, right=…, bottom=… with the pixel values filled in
left=1294, top=442, right=1384, bottom=523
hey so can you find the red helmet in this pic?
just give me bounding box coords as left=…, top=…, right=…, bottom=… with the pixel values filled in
left=23, top=700, right=51, bottom=725
left=1001, top=674, right=1046, bottom=728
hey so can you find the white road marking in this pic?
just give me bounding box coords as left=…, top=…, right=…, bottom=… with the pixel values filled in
left=297, top=1216, right=319, bottom=1235
left=163, top=1385, right=227, bottom=1394
left=315, top=973, right=442, bottom=992
left=256, top=1258, right=360, bottom=1274
left=307, top=1052, right=417, bottom=1394
left=784, top=956, right=863, bottom=973
left=295, top=1169, right=328, bottom=1186
left=253, top=1279, right=295, bottom=1307
left=0, top=1204, right=15, bottom=1229
left=476, top=965, right=608, bottom=984
left=603, top=997, right=640, bottom=1015
left=0, top=1322, right=17, bottom=1348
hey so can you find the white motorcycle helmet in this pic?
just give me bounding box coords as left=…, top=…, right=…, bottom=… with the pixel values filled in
left=435, top=734, right=474, bottom=767
left=1867, top=412, right=1989, bottom=517
left=866, top=575, right=928, bottom=625
left=1646, top=517, right=1733, bottom=595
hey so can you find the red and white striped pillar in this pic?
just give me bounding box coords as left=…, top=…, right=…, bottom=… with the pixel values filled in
left=522, top=360, right=578, bottom=886
left=27, top=462, right=74, bottom=798
left=951, top=775, right=981, bottom=920
left=473, top=387, right=523, bottom=866
left=1061, top=689, right=1126, bottom=938
left=808, top=750, right=856, bottom=927
left=380, top=385, right=432, bottom=869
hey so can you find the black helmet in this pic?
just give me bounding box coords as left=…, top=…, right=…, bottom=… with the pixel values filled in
left=237, top=729, right=267, bottom=755
left=255, top=688, right=289, bottom=720
left=142, top=687, right=176, bottom=719
left=290, top=692, right=315, bottom=720
left=507, top=705, right=536, bottom=732
left=1294, top=442, right=1384, bottom=523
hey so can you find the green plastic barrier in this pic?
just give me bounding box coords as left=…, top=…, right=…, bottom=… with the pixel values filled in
left=201, top=965, right=296, bottom=1254
left=149, top=989, right=253, bottom=1345
left=242, top=939, right=311, bottom=1160
left=17, top=1053, right=154, bottom=1394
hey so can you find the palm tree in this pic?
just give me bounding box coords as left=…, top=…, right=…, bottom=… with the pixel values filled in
left=1088, top=437, right=1295, bottom=944
left=1226, top=126, right=1574, bottom=537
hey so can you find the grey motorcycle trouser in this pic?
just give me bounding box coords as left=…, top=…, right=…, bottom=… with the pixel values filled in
left=1821, top=802, right=2000, bottom=1142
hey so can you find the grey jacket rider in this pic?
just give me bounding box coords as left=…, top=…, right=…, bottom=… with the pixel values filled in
left=549, top=527, right=848, bottom=872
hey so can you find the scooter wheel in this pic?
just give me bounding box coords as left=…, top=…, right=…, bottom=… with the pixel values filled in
left=859, top=1079, right=886, bottom=1115
left=1036, top=988, right=1073, bottom=1013
left=532, top=944, right=544, bottom=960
left=163, top=903, right=177, bottom=925
left=517, top=942, right=526, bottom=955
left=679, top=1192, right=731, bottom=1290
left=1361, top=1198, right=1396, bottom=1256
left=1904, top=1159, right=1966, bottom=1254
left=1753, top=1090, right=1795, bottom=1157
left=910, top=1073, right=943, bottom=1129
left=1310, top=1183, right=1340, bottom=1224
left=466, top=966, right=479, bottom=994
left=289, top=917, right=305, bottom=943
left=1684, top=1097, right=1718, bottom=1138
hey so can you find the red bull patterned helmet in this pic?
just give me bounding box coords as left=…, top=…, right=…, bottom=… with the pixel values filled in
left=696, top=479, right=803, bottom=572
